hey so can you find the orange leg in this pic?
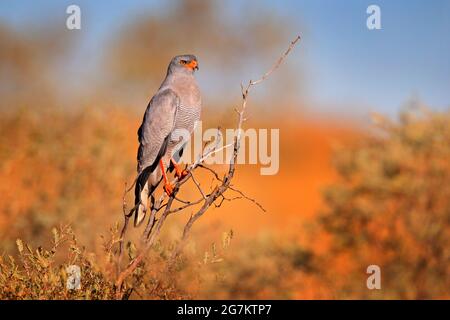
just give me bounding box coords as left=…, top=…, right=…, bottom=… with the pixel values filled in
left=171, top=158, right=189, bottom=180
left=160, top=160, right=173, bottom=196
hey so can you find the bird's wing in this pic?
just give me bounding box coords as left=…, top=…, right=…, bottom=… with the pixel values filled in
left=137, top=88, right=179, bottom=174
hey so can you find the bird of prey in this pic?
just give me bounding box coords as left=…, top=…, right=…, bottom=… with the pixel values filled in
left=133, top=55, right=201, bottom=227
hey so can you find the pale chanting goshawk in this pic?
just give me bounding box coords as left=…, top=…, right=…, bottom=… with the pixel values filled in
left=134, top=55, right=201, bottom=227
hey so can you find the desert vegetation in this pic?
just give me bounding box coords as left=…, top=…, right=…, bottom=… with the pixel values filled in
left=1, top=105, right=448, bottom=299
left=0, top=0, right=448, bottom=300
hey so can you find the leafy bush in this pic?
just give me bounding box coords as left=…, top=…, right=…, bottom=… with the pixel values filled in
left=0, top=225, right=116, bottom=299
left=320, top=109, right=450, bottom=299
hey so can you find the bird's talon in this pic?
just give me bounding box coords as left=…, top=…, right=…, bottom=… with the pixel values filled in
left=163, top=183, right=174, bottom=196
left=175, top=169, right=189, bottom=180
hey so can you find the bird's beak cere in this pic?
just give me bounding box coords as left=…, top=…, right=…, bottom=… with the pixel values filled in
left=185, top=60, right=199, bottom=71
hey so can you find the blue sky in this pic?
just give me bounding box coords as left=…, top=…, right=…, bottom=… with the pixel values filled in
left=1, top=0, right=449, bottom=116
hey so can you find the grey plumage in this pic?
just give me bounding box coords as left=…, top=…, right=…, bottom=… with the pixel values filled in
left=134, top=54, right=201, bottom=227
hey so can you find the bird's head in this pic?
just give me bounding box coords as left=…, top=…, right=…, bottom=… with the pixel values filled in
left=168, top=54, right=199, bottom=75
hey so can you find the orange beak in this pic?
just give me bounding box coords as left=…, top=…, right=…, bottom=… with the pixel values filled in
left=185, top=60, right=199, bottom=71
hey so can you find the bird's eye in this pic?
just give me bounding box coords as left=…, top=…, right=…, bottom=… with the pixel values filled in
left=179, top=60, right=187, bottom=65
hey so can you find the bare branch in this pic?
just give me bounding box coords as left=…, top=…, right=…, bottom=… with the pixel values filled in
left=190, top=172, right=207, bottom=200
left=228, top=185, right=266, bottom=212
left=249, top=35, right=301, bottom=86
left=167, top=197, right=204, bottom=214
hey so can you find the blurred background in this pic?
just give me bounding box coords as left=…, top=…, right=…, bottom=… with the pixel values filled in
left=0, top=0, right=449, bottom=299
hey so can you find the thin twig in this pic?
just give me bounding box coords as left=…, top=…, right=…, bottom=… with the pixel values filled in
left=228, top=185, right=266, bottom=212
left=190, top=172, right=207, bottom=200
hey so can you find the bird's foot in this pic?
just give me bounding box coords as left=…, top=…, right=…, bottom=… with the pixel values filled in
left=171, top=158, right=189, bottom=180
left=175, top=167, right=189, bottom=180
left=163, top=183, right=174, bottom=196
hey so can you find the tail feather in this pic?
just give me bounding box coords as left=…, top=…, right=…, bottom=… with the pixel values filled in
left=134, top=182, right=149, bottom=227
left=134, top=166, right=152, bottom=227
left=134, top=134, right=170, bottom=227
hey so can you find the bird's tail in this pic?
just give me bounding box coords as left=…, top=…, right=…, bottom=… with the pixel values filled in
left=134, top=167, right=153, bottom=227
left=134, top=137, right=169, bottom=227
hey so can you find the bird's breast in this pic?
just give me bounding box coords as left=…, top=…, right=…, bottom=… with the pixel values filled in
left=170, top=74, right=201, bottom=108
left=173, top=103, right=201, bottom=134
